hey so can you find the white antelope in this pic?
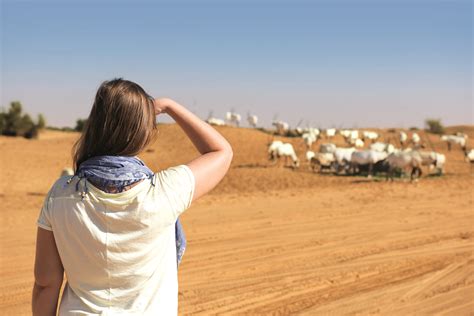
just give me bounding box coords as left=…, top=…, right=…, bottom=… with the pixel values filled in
left=302, top=131, right=318, bottom=149
left=313, top=152, right=336, bottom=172
left=306, top=150, right=319, bottom=171
left=427, top=152, right=446, bottom=175
left=341, top=130, right=361, bottom=146
left=303, top=127, right=320, bottom=137
left=465, top=149, right=474, bottom=163
left=348, top=130, right=359, bottom=142
left=247, top=114, right=258, bottom=128
left=268, top=141, right=299, bottom=168
left=400, top=131, right=408, bottom=146
left=206, top=117, right=226, bottom=126
left=370, top=142, right=395, bottom=154
left=418, top=150, right=445, bottom=173
left=333, top=147, right=356, bottom=173
left=349, top=138, right=365, bottom=148
left=362, top=131, right=379, bottom=142
left=306, top=150, right=316, bottom=163
left=319, top=143, right=337, bottom=154
left=412, top=132, right=421, bottom=145
left=441, top=134, right=467, bottom=151
left=226, top=111, right=241, bottom=126
left=350, top=150, right=388, bottom=177
left=386, top=150, right=423, bottom=181
left=272, top=120, right=290, bottom=135
left=325, top=128, right=337, bottom=139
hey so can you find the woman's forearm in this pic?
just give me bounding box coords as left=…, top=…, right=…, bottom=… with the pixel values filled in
left=32, top=282, right=61, bottom=316
left=156, top=98, right=233, bottom=200
left=163, top=99, right=232, bottom=155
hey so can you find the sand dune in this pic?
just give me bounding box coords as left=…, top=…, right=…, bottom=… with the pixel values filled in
left=0, top=125, right=473, bottom=315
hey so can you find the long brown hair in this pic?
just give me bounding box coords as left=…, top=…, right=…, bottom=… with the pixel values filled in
left=73, top=78, right=157, bottom=171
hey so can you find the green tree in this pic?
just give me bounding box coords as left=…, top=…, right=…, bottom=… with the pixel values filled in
left=18, top=113, right=35, bottom=135
left=1, top=102, right=40, bottom=138
left=75, top=118, right=87, bottom=132
left=37, top=113, right=46, bottom=129
left=0, top=112, right=5, bottom=134
left=24, top=125, right=39, bottom=139
left=3, top=101, right=24, bottom=136
left=425, top=119, right=445, bottom=135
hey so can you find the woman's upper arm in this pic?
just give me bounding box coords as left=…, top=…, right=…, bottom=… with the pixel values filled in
left=34, top=228, right=64, bottom=288
left=154, top=165, right=196, bottom=220
left=186, top=146, right=233, bottom=201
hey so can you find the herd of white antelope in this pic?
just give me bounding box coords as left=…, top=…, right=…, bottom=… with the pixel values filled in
left=59, top=113, right=472, bottom=182
left=204, top=111, right=473, bottom=181
left=269, top=128, right=473, bottom=181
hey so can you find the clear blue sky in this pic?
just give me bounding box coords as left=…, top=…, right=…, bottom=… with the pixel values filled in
left=1, top=0, right=472, bottom=128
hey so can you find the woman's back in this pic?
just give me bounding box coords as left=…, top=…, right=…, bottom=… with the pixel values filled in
left=38, top=165, right=195, bottom=315
left=32, top=79, right=232, bottom=315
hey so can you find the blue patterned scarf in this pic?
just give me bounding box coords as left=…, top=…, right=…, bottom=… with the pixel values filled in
left=73, top=155, right=186, bottom=266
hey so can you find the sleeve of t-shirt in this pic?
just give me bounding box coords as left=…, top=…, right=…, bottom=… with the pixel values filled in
left=37, top=186, right=54, bottom=231
left=154, top=164, right=195, bottom=220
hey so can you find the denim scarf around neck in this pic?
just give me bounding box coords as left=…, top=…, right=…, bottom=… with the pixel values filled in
left=71, top=155, right=186, bottom=266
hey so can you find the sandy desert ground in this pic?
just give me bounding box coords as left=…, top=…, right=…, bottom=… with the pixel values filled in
left=0, top=125, right=473, bottom=315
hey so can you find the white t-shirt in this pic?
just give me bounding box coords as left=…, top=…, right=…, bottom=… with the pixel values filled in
left=37, top=165, right=195, bottom=316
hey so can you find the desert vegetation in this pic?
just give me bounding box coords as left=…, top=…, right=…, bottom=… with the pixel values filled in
left=425, top=118, right=445, bottom=135
left=0, top=102, right=45, bottom=139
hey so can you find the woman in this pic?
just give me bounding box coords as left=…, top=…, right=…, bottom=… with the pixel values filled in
left=32, top=78, right=233, bottom=315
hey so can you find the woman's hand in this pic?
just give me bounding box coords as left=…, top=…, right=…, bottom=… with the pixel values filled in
left=153, top=98, right=174, bottom=115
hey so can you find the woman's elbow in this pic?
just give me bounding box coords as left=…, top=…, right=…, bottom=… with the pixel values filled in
left=34, top=271, right=64, bottom=289
left=223, top=144, right=233, bottom=168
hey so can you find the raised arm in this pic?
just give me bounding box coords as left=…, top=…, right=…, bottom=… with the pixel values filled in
left=154, top=98, right=233, bottom=201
